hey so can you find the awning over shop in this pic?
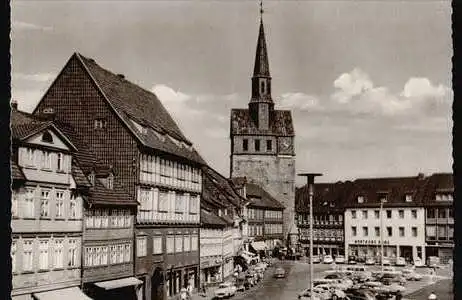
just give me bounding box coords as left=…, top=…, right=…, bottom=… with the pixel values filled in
left=251, top=241, right=267, bottom=251
left=33, top=287, right=92, bottom=300
left=94, top=277, right=143, bottom=290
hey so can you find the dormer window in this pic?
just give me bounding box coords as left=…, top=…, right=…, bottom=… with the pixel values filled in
left=88, top=172, right=95, bottom=186
left=41, top=131, right=53, bottom=143
left=94, top=119, right=107, bottom=129
left=357, top=196, right=364, bottom=203
left=218, top=209, right=222, bottom=217
left=107, top=174, right=114, bottom=189
left=405, top=194, right=413, bottom=202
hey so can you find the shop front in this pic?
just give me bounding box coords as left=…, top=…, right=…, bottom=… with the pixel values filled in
left=347, top=239, right=425, bottom=263
left=166, top=266, right=198, bottom=299
left=200, top=258, right=223, bottom=285
left=84, top=277, right=143, bottom=300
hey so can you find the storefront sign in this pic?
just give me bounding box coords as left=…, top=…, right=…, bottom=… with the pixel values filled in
left=353, top=240, right=390, bottom=245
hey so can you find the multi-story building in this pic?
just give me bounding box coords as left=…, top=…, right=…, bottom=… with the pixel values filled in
left=10, top=107, right=89, bottom=300
left=32, top=53, right=205, bottom=300
left=199, top=210, right=233, bottom=285
left=201, top=167, right=247, bottom=283
left=422, top=173, right=454, bottom=263
left=238, top=180, right=285, bottom=254
left=295, top=183, right=349, bottom=258
left=344, top=175, right=428, bottom=264
left=230, top=10, right=296, bottom=240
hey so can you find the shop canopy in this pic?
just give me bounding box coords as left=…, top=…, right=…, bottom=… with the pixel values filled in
left=251, top=241, right=267, bottom=251
left=33, top=287, right=92, bottom=300
left=94, top=277, right=143, bottom=290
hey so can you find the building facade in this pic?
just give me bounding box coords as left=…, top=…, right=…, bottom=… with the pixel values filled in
left=422, top=173, right=454, bottom=264
left=10, top=108, right=89, bottom=300
left=33, top=53, right=205, bottom=300
left=239, top=181, right=285, bottom=254
left=295, top=183, right=348, bottom=258
left=344, top=175, right=428, bottom=264
left=201, top=167, right=247, bottom=283
left=230, top=13, right=296, bottom=239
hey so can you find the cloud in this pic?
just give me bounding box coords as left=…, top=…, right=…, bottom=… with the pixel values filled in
left=279, top=92, right=319, bottom=111
left=331, top=68, right=452, bottom=116
left=12, top=21, right=53, bottom=32
left=13, top=73, right=56, bottom=82
left=152, top=84, right=191, bottom=104
left=12, top=89, right=44, bottom=113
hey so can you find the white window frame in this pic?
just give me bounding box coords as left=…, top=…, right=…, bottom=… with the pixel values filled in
left=175, top=235, right=183, bottom=253
left=23, top=239, right=34, bottom=271
left=102, top=209, right=109, bottom=227
left=53, top=239, right=64, bottom=269
left=26, top=148, right=35, bottom=167
left=124, top=244, right=131, bottom=262
left=43, top=151, right=52, bottom=170
left=153, top=236, right=163, bottom=255
left=110, top=245, right=117, bottom=264
left=12, top=192, right=18, bottom=218
left=39, top=240, right=49, bottom=270
left=69, top=195, right=78, bottom=219
left=412, top=227, right=418, bottom=237
left=68, top=239, right=78, bottom=268
left=191, top=235, right=198, bottom=251
left=55, top=190, right=65, bottom=218
left=166, top=235, right=175, bottom=254
left=94, top=209, right=102, bottom=228
left=137, top=237, right=147, bottom=257
left=11, top=240, right=16, bottom=273
left=183, top=235, right=190, bottom=252
left=102, top=246, right=108, bottom=265
left=40, top=189, right=50, bottom=218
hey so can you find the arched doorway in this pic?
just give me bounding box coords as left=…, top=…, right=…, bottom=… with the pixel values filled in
left=151, top=267, right=164, bottom=300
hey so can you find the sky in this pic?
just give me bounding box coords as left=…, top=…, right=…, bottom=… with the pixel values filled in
left=11, top=1, right=453, bottom=185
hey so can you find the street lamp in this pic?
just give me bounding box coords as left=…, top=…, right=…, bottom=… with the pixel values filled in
left=298, top=173, right=323, bottom=295
left=380, top=199, right=384, bottom=273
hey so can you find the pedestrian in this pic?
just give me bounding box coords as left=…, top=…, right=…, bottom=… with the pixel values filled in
left=428, top=291, right=437, bottom=300
left=187, top=282, right=193, bottom=298
left=395, top=290, right=403, bottom=300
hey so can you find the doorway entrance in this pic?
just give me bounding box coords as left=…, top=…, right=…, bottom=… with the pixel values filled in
left=151, top=268, right=164, bottom=300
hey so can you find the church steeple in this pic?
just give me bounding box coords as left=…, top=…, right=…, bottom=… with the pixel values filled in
left=249, top=0, right=274, bottom=130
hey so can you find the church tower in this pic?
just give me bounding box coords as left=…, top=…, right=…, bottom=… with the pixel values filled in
left=230, top=4, right=296, bottom=241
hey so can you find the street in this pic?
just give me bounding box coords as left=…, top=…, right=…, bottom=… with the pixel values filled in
left=195, top=259, right=453, bottom=300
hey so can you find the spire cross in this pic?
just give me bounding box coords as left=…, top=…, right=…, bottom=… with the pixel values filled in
left=260, top=0, right=264, bottom=19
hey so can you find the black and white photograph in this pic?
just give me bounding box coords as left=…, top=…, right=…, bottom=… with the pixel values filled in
left=9, top=1, right=453, bottom=300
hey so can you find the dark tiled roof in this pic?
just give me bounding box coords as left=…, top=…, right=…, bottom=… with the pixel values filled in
left=200, top=209, right=228, bottom=227
left=75, top=53, right=205, bottom=165
left=11, top=109, right=53, bottom=140
left=10, top=109, right=39, bottom=125
left=230, top=177, right=247, bottom=188
left=230, top=109, right=294, bottom=136
left=71, top=161, right=91, bottom=188
left=296, top=182, right=353, bottom=213
left=253, top=20, right=270, bottom=78
left=246, top=183, right=285, bottom=209
left=11, top=160, right=26, bottom=181
left=422, top=173, right=453, bottom=206
left=202, top=166, right=244, bottom=208
left=87, top=178, right=137, bottom=206
left=343, top=175, right=428, bottom=208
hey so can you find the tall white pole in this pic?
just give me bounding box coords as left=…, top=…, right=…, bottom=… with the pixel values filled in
left=380, top=200, right=384, bottom=273
left=309, top=183, right=314, bottom=294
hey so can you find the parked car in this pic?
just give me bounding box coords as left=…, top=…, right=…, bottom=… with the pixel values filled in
left=298, top=288, right=324, bottom=300
left=395, top=257, right=406, bottom=266
left=365, top=257, right=375, bottom=265
left=274, top=267, right=286, bottom=278
left=381, top=257, right=391, bottom=266
left=214, top=282, right=237, bottom=298
left=313, top=256, right=321, bottom=264
left=413, top=257, right=425, bottom=268
left=427, top=256, right=440, bottom=268
left=324, top=255, right=334, bottom=264
left=335, top=255, right=346, bottom=264
left=378, top=273, right=407, bottom=286
left=402, top=268, right=423, bottom=281
left=345, top=288, right=377, bottom=300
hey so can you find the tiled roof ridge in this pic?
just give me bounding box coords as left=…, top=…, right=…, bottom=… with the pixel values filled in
left=76, top=52, right=190, bottom=145
left=202, top=166, right=244, bottom=207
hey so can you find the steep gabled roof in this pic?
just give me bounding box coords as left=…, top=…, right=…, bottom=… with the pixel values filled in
left=72, top=53, right=205, bottom=165
left=87, top=178, right=137, bottom=206
left=200, top=209, right=228, bottom=228
left=230, top=109, right=294, bottom=136
left=202, top=166, right=245, bottom=208
left=253, top=19, right=271, bottom=78
left=246, top=183, right=285, bottom=209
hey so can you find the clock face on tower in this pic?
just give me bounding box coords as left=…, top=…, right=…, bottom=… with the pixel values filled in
left=278, top=137, right=293, bottom=154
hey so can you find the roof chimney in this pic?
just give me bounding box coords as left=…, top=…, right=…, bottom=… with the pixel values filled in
left=11, top=100, right=18, bottom=110
left=117, top=74, right=125, bottom=79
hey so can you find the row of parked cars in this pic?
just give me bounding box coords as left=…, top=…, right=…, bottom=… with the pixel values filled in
left=297, top=265, right=423, bottom=300
left=313, top=255, right=427, bottom=268
left=213, top=260, right=272, bottom=299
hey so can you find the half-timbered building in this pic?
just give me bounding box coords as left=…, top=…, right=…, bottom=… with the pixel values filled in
left=32, top=53, right=206, bottom=300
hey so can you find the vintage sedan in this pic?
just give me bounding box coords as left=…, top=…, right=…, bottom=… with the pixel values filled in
left=214, top=282, right=237, bottom=298
left=274, top=267, right=286, bottom=278
left=323, top=255, right=334, bottom=264
left=395, top=257, right=406, bottom=266
left=335, top=255, right=346, bottom=264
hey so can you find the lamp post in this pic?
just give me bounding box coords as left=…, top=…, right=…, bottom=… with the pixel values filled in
left=380, top=199, right=384, bottom=273
left=298, top=173, right=322, bottom=294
